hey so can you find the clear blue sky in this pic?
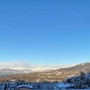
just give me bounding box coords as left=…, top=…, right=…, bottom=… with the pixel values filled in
left=0, top=0, right=90, bottom=65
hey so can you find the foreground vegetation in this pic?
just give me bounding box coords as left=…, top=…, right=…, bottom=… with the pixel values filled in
left=65, top=71, right=90, bottom=89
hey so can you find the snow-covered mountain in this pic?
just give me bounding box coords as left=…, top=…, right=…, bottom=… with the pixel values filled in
left=0, top=62, right=60, bottom=74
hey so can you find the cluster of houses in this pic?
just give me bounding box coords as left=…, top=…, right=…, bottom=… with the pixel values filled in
left=0, top=79, right=74, bottom=90
left=0, top=80, right=60, bottom=90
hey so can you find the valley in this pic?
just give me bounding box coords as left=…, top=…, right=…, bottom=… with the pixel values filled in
left=0, top=62, right=90, bottom=82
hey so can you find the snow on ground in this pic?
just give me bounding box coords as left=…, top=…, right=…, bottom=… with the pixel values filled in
left=54, top=82, right=74, bottom=89
left=55, top=82, right=73, bottom=88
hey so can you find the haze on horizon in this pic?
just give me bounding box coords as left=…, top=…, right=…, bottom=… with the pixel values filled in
left=0, top=0, right=90, bottom=66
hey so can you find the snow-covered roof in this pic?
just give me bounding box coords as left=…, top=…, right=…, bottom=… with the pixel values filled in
left=17, top=84, right=33, bottom=89
left=55, top=82, right=73, bottom=88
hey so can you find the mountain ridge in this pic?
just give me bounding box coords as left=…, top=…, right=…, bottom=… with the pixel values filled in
left=0, top=62, right=90, bottom=75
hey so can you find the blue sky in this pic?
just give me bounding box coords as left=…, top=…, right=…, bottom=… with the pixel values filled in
left=0, top=0, right=90, bottom=66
